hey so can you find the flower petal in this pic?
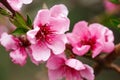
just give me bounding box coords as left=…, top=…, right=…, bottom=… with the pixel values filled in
left=21, top=0, right=32, bottom=4
left=50, top=4, right=68, bottom=17
left=0, top=32, right=19, bottom=50
left=73, top=21, right=90, bottom=39
left=102, top=42, right=115, bottom=53
left=46, top=55, right=65, bottom=70
left=73, top=45, right=90, bottom=56
left=27, top=26, right=40, bottom=44
left=7, top=0, right=22, bottom=11
left=26, top=48, right=40, bottom=65
left=34, top=9, right=50, bottom=27
left=47, top=35, right=65, bottom=55
left=50, top=17, right=70, bottom=34
left=92, top=40, right=103, bottom=58
left=10, top=47, right=27, bottom=66
left=65, top=59, right=85, bottom=70
left=80, top=64, right=94, bottom=80
left=48, top=69, right=63, bottom=80
left=30, top=42, right=51, bottom=61
left=89, top=23, right=105, bottom=39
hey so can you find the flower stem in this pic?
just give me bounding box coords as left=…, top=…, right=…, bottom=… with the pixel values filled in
left=0, top=0, right=16, bottom=16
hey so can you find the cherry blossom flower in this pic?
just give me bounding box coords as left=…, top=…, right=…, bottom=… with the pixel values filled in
left=7, top=0, right=33, bottom=11
left=103, top=0, right=120, bottom=13
left=27, top=4, right=70, bottom=62
left=46, top=54, right=94, bottom=80
left=0, top=25, right=8, bottom=37
left=67, top=21, right=114, bottom=58
left=0, top=32, right=27, bottom=66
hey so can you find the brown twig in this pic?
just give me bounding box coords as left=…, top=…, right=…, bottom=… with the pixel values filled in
left=109, top=63, right=120, bottom=73
left=0, top=0, right=16, bottom=16
left=94, top=43, right=120, bottom=76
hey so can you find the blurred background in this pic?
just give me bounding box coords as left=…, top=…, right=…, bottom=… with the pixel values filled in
left=0, top=0, right=120, bottom=80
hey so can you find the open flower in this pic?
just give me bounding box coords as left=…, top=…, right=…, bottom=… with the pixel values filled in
left=46, top=55, right=94, bottom=80
left=0, top=32, right=27, bottom=66
left=27, top=4, right=70, bottom=62
left=67, top=21, right=114, bottom=58
left=7, top=0, right=33, bottom=11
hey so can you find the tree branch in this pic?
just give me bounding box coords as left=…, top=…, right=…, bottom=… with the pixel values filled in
left=94, top=43, right=120, bottom=76
left=109, top=63, right=120, bottom=73
left=0, top=0, right=16, bottom=16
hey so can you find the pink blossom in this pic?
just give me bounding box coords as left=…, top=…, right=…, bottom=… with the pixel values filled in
left=10, top=47, right=27, bottom=66
left=0, top=32, right=19, bottom=50
left=103, top=0, right=120, bottom=13
left=7, top=0, right=33, bottom=11
left=0, top=25, right=8, bottom=37
left=46, top=55, right=94, bottom=80
left=27, top=4, right=70, bottom=62
left=0, top=32, right=27, bottom=66
left=67, top=21, right=114, bottom=58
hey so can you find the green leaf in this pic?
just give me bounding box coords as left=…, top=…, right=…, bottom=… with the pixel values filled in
left=0, top=7, right=10, bottom=16
left=100, top=14, right=120, bottom=31
left=26, top=15, right=32, bottom=28
left=110, top=0, right=120, bottom=4
left=10, top=12, right=30, bottom=30
left=12, top=28, right=28, bottom=35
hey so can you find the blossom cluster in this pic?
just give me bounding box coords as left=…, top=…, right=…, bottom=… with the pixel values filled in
left=0, top=1, right=115, bottom=80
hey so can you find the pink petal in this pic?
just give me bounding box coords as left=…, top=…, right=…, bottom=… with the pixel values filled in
left=104, top=27, right=114, bottom=42
left=102, top=27, right=115, bottom=53
left=50, top=4, right=68, bottom=17
left=10, top=47, right=27, bottom=66
left=30, top=42, right=51, bottom=61
left=104, top=0, right=118, bottom=13
left=46, top=35, right=65, bottom=55
left=27, top=26, right=40, bottom=44
left=66, top=33, right=80, bottom=45
left=80, top=64, right=94, bottom=80
left=72, top=45, right=90, bottom=56
left=66, top=71, right=82, bottom=80
left=65, top=59, right=85, bottom=70
left=48, top=69, right=63, bottom=80
left=21, top=0, right=32, bottom=4
left=102, top=42, right=115, bottom=53
left=0, top=26, right=8, bottom=37
left=50, top=17, right=70, bottom=34
left=0, top=32, right=19, bottom=50
left=92, top=40, right=103, bottom=58
left=72, top=21, right=90, bottom=39
left=34, top=9, right=50, bottom=27
left=26, top=48, right=40, bottom=65
left=89, top=23, right=104, bottom=39
left=46, top=55, right=65, bottom=70
left=7, top=0, right=22, bottom=11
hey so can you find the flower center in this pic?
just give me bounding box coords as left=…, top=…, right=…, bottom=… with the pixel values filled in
left=35, top=24, right=55, bottom=43
left=81, top=37, right=96, bottom=49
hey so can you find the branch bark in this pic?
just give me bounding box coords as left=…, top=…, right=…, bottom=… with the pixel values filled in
left=0, top=0, right=16, bottom=16
left=94, top=43, right=120, bottom=76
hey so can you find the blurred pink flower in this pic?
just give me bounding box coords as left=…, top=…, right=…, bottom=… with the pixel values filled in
left=104, top=0, right=120, bottom=13
left=0, top=25, right=8, bottom=37
left=27, top=4, right=70, bottom=62
left=7, top=0, right=33, bottom=11
left=0, top=32, right=27, bottom=66
left=46, top=55, right=94, bottom=80
left=67, top=21, right=114, bottom=58
left=0, top=3, right=3, bottom=7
